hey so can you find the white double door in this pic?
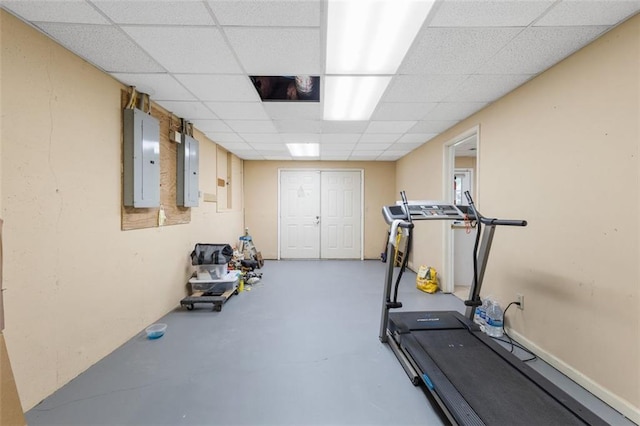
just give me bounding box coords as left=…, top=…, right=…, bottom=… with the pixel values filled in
left=280, top=170, right=362, bottom=259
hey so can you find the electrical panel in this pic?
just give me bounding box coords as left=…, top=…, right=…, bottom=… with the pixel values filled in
left=177, top=134, right=199, bottom=207
left=123, top=108, right=160, bottom=207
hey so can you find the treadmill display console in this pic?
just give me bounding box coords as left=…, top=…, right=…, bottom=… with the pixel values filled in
left=382, top=201, right=465, bottom=224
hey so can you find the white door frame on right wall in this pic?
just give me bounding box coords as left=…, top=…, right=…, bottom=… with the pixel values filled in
left=442, top=125, right=480, bottom=294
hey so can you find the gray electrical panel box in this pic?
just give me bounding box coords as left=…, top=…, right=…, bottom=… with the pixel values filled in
left=177, top=134, right=199, bottom=207
left=123, top=108, right=160, bottom=207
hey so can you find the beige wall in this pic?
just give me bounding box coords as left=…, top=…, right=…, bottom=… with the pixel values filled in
left=0, top=11, right=243, bottom=410
left=397, top=16, right=639, bottom=418
left=243, top=161, right=396, bottom=259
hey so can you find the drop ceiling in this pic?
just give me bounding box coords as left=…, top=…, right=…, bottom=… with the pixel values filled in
left=1, top=0, right=638, bottom=161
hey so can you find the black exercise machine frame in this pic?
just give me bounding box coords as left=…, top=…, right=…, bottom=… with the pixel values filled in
left=379, top=191, right=606, bottom=426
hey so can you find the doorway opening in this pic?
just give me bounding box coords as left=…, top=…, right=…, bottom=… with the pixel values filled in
left=278, top=169, right=363, bottom=260
left=442, top=127, right=478, bottom=296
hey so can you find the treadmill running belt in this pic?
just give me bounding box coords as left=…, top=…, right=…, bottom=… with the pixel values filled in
left=412, top=329, right=586, bottom=425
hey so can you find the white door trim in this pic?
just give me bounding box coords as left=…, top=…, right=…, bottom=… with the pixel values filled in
left=442, top=126, right=480, bottom=294
left=277, top=168, right=364, bottom=260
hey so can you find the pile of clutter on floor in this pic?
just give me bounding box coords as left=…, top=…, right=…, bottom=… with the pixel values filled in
left=228, top=228, right=264, bottom=290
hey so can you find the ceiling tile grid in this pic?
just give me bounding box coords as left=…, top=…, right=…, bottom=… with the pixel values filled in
left=206, top=0, right=321, bottom=27
left=400, top=27, right=523, bottom=75
left=478, top=26, right=610, bottom=75
left=177, top=74, right=259, bottom=102
left=223, top=27, right=321, bottom=75
left=36, top=23, right=164, bottom=73
left=1, top=0, right=110, bottom=24
left=429, top=0, right=555, bottom=27
left=1, top=0, right=637, bottom=161
left=91, top=0, right=216, bottom=25
left=122, top=26, right=241, bottom=74
left=205, top=102, right=269, bottom=120
left=109, top=73, right=196, bottom=101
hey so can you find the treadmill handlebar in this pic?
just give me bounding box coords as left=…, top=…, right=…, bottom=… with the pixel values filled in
left=485, top=218, right=528, bottom=227
left=464, top=190, right=527, bottom=227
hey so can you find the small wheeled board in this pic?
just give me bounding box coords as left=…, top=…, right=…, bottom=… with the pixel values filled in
left=180, top=287, right=237, bottom=312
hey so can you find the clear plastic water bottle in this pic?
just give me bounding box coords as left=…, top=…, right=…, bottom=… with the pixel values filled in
left=485, top=301, right=504, bottom=337
left=474, top=297, right=492, bottom=327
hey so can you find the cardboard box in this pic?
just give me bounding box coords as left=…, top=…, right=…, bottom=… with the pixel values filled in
left=1, top=333, right=26, bottom=426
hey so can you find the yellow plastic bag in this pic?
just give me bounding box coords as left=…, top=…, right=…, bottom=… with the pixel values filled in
left=416, top=265, right=438, bottom=294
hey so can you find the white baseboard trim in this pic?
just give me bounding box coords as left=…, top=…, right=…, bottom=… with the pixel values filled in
left=506, top=328, right=640, bottom=424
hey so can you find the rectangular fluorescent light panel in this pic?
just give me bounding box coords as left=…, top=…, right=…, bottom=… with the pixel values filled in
left=326, top=0, right=435, bottom=74
left=287, top=143, right=320, bottom=157
left=324, top=76, right=391, bottom=121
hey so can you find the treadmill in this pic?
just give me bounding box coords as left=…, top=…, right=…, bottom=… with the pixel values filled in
left=380, top=191, right=606, bottom=426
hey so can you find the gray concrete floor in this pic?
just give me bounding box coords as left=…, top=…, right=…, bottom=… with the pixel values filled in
left=26, top=260, right=634, bottom=426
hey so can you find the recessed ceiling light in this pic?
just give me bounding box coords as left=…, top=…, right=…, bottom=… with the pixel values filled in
left=287, top=143, right=320, bottom=157
left=326, top=0, right=435, bottom=74
left=324, top=76, right=391, bottom=120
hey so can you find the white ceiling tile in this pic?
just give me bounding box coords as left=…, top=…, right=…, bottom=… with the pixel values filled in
left=429, top=1, right=555, bottom=27
left=110, top=73, right=195, bottom=101
left=260, top=149, right=291, bottom=156
left=157, top=101, right=217, bottom=120
left=479, top=26, right=608, bottom=74
left=282, top=133, right=320, bottom=143
left=320, top=134, right=361, bottom=143
left=262, top=103, right=321, bottom=120
left=248, top=142, right=286, bottom=150
left=215, top=141, right=252, bottom=151
left=225, top=120, right=278, bottom=133
left=319, top=143, right=357, bottom=151
left=384, top=75, right=469, bottom=103
left=372, top=103, right=438, bottom=121
left=91, top=1, right=215, bottom=25
left=176, top=75, right=259, bottom=102
left=191, top=119, right=232, bottom=133
left=396, top=133, right=437, bottom=144
left=365, top=121, right=417, bottom=133
left=358, top=134, right=401, bottom=144
left=206, top=102, right=268, bottom=120
left=208, top=0, right=320, bottom=26
left=122, top=26, right=241, bottom=73
left=2, top=1, right=110, bottom=24
left=535, top=1, right=640, bottom=26
left=408, top=121, right=457, bottom=134
left=274, top=120, right=322, bottom=133
left=36, top=23, right=163, bottom=73
left=321, top=121, right=369, bottom=133
left=233, top=150, right=263, bottom=160
left=206, top=132, right=245, bottom=143
left=425, top=102, right=487, bottom=121
left=356, top=143, right=393, bottom=151
left=401, top=28, right=521, bottom=75
left=445, top=74, right=533, bottom=102
left=321, top=153, right=350, bottom=160
left=349, top=153, right=382, bottom=160
left=224, top=27, right=320, bottom=74
left=239, top=133, right=283, bottom=144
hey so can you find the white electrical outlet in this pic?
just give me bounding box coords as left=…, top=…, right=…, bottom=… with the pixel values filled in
left=516, top=293, right=524, bottom=310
